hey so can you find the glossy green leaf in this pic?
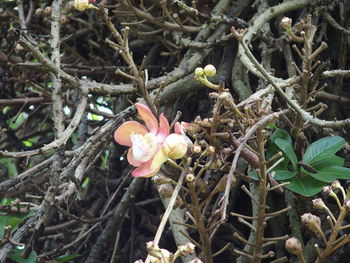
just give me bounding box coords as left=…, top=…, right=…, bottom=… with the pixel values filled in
left=274, top=138, right=298, bottom=170
left=308, top=166, right=350, bottom=183
left=284, top=176, right=327, bottom=197
left=273, top=170, right=296, bottom=180
left=303, top=136, right=345, bottom=167
left=312, top=156, right=344, bottom=170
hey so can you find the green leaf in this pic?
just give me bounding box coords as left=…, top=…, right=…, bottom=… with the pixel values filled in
left=54, top=254, right=81, bottom=262
left=274, top=138, right=298, bottom=170
left=274, top=170, right=296, bottom=180
left=9, top=248, right=37, bottom=263
left=308, top=166, right=350, bottom=183
left=312, top=156, right=344, bottom=170
left=303, top=136, right=345, bottom=167
left=284, top=176, right=327, bottom=197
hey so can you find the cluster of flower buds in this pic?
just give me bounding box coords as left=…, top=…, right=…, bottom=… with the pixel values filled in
left=135, top=241, right=197, bottom=263
left=146, top=241, right=173, bottom=263
left=194, top=65, right=220, bottom=90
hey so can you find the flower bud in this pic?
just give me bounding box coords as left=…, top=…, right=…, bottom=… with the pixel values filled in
left=177, top=242, right=195, bottom=256
left=332, top=180, right=341, bottom=189
left=35, top=8, right=44, bottom=17
left=312, top=198, right=326, bottom=210
left=194, top=67, right=204, bottom=78
left=207, top=146, right=215, bottom=155
left=285, top=237, right=302, bottom=255
left=186, top=173, right=195, bottom=183
left=204, top=64, right=216, bottom=77
left=74, top=0, right=89, bottom=11
left=345, top=200, right=350, bottom=209
left=192, top=145, right=202, bottom=154
left=157, top=183, right=174, bottom=198
left=44, top=6, right=52, bottom=16
left=281, top=17, right=292, bottom=31
left=323, top=185, right=333, bottom=195
left=162, top=134, right=187, bottom=159
left=152, top=174, right=172, bottom=186
left=146, top=241, right=160, bottom=252
left=60, top=15, right=69, bottom=25
left=301, top=213, right=322, bottom=236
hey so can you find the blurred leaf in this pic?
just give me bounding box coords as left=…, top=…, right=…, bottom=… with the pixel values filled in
left=9, top=248, right=37, bottom=263
left=0, top=158, right=17, bottom=177
left=54, top=254, right=81, bottom=262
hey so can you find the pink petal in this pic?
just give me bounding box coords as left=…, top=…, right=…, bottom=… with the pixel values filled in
left=131, top=159, right=160, bottom=178
left=127, top=148, right=142, bottom=167
left=114, top=121, right=147, bottom=146
left=174, top=122, right=182, bottom=135
left=157, top=114, right=170, bottom=142
left=135, top=103, right=158, bottom=133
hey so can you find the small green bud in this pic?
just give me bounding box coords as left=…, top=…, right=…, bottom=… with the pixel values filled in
left=194, top=67, right=204, bottom=78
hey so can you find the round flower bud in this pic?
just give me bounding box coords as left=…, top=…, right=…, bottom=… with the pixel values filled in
left=74, top=0, right=89, bottom=11
left=44, top=6, right=52, bottom=16
left=60, top=15, right=69, bottom=25
left=281, top=17, right=292, bottom=31
left=186, top=173, right=195, bottom=183
left=194, top=67, right=204, bottom=78
left=35, top=8, right=44, bottom=17
left=204, top=64, right=216, bottom=77
left=162, top=134, right=187, bottom=159
left=285, top=237, right=302, bottom=255
left=192, top=145, right=202, bottom=154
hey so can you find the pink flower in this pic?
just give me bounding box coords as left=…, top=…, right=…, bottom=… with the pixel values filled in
left=114, top=103, right=187, bottom=177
